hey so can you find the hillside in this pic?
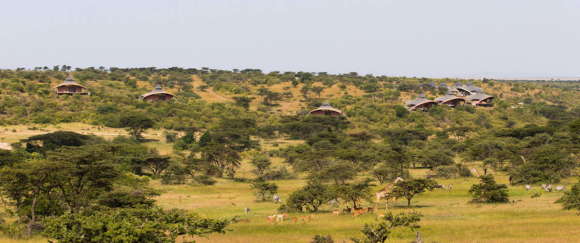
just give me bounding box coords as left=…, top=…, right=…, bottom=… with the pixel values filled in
left=0, top=67, right=579, bottom=243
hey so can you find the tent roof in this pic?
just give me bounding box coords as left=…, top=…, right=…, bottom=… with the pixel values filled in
left=55, top=74, right=86, bottom=88
left=141, top=85, right=174, bottom=99
left=309, top=103, right=343, bottom=114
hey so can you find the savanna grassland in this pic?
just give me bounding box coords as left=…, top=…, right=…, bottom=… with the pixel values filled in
left=0, top=68, right=578, bottom=243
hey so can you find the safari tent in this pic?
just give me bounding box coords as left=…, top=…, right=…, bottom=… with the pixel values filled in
left=140, top=85, right=174, bottom=101
left=56, top=74, right=89, bottom=95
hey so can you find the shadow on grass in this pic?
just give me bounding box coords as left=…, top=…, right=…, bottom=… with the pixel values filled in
left=390, top=204, right=431, bottom=209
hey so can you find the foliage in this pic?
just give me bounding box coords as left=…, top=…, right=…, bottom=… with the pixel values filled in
left=43, top=207, right=229, bottom=243
left=287, top=180, right=332, bottom=212
left=351, top=212, right=422, bottom=243
left=250, top=179, right=278, bottom=201
left=311, top=235, right=334, bottom=243
left=333, top=179, right=374, bottom=209
left=391, top=179, right=438, bottom=207
left=509, top=145, right=575, bottom=184
left=556, top=180, right=580, bottom=212
left=22, top=131, right=103, bottom=154
left=119, top=113, right=155, bottom=140
left=469, top=175, right=509, bottom=203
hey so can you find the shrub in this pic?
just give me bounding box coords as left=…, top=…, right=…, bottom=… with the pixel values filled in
left=351, top=212, right=422, bottom=243
left=556, top=180, right=580, bottom=212
left=433, top=164, right=472, bottom=179
left=469, top=175, right=509, bottom=203
left=311, top=235, right=334, bottom=243
left=192, top=175, right=217, bottom=186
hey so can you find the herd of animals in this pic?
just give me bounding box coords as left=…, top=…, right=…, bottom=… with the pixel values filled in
left=236, top=170, right=569, bottom=225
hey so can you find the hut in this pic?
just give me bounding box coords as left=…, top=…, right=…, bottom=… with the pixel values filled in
left=140, top=85, right=174, bottom=101
left=405, top=95, right=438, bottom=111
left=435, top=94, right=466, bottom=107
left=309, top=103, right=343, bottom=116
left=55, top=74, right=89, bottom=95
left=466, top=93, right=494, bottom=106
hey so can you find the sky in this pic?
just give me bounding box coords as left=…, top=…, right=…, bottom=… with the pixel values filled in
left=1, top=0, right=579, bottom=78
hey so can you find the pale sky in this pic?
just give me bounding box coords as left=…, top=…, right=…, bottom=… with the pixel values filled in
left=1, top=0, right=579, bottom=78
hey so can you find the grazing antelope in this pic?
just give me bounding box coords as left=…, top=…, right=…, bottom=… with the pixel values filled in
left=332, top=209, right=341, bottom=216
left=555, top=185, right=565, bottom=191
left=352, top=209, right=366, bottom=217
left=524, top=185, right=532, bottom=191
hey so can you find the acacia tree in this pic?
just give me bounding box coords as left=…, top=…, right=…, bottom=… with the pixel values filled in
left=333, top=179, right=374, bottom=209
left=250, top=179, right=278, bottom=201
left=119, top=113, right=155, bottom=140
left=391, top=179, right=438, bottom=207
left=0, top=159, right=56, bottom=236
left=46, top=144, right=121, bottom=212
left=250, top=153, right=272, bottom=178
left=287, top=180, right=332, bottom=212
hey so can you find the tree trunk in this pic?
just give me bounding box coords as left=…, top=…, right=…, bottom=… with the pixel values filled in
left=27, top=194, right=38, bottom=237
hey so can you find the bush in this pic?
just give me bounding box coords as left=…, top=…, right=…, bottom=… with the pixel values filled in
left=556, top=180, right=580, bottom=212
left=261, top=166, right=295, bottom=180
left=192, top=175, right=217, bottom=186
left=432, top=164, right=472, bottom=179
left=469, top=175, right=509, bottom=203
left=250, top=179, right=278, bottom=201
left=164, top=132, right=177, bottom=143
left=311, top=235, right=334, bottom=243
left=42, top=207, right=229, bottom=243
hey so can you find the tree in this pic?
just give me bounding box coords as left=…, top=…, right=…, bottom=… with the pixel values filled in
left=287, top=180, right=332, bottom=212
left=0, top=159, right=56, bottom=236
left=144, top=153, right=171, bottom=177
left=192, top=118, right=258, bottom=177
left=45, top=144, right=121, bottom=212
left=372, top=163, right=404, bottom=184
left=233, top=96, right=254, bottom=110
left=119, top=113, right=155, bottom=140
left=250, top=179, right=278, bottom=202
left=250, top=153, right=272, bottom=178
left=333, top=179, right=374, bottom=209
left=22, top=131, right=102, bottom=154
left=556, top=180, right=580, bottom=213
left=418, top=150, right=454, bottom=169
left=469, top=175, right=509, bottom=203
left=351, top=212, right=422, bottom=243
left=509, top=145, right=575, bottom=184
left=390, top=179, right=438, bottom=207
left=43, top=207, right=230, bottom=243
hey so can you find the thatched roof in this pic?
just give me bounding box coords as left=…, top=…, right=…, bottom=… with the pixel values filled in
left=140, top=85, right=174, bottom=99
left=309, top=103, right=343, bottom=115
left=55, top=74, right=86, bottom=88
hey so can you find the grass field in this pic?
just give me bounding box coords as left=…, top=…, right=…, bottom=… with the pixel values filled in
left=150, top=174, right=580, bottom=243
left=0, top=125, right=579, bottom=243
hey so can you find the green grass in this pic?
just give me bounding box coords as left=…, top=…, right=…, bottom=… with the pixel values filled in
left=150, top=175, right=580, bottom=243
left=1, top=126, right=579, bottom=243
